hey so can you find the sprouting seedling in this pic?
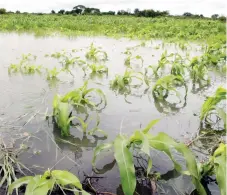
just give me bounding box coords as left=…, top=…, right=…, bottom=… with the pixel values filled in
left=53, top=95, right=75, bottom=137
left=87, top=63, right=108, bottom=74
left=74, top=114, right=107, bottom=137
left=46, top=67, right=61, bottom=80
left=85, top=43, right=108, bottom=62
left=152, top=75, right=187, bottom=100
left=189, top=56, right=210, bottom=85
left=110, top=69, right=144, bottom=91
left=124, top=49, right=144, bottom=68
left=61, top=81, right=107, bottom=110
left=169, top=53, right=187, bottom=77
left=8, top=53, right=42, bottom=74
left=200, top=87, right=226, bottom=128
left=149, top=50, right=169, bottom=77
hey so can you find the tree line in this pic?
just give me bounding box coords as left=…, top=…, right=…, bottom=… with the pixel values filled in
left=0, top=6, right=226, bottom=21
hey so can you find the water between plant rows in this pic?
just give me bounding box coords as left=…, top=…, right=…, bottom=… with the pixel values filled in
left=0, top=33, right=225, bottom=194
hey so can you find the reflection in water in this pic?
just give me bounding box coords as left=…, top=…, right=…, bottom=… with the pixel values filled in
left=93, top=159, right=116, bottom=174
left=191, top=81, right=210, bottom=94
left=152, top=91, right=187, bottom=114
left=52, top=119, right=107, bottom=160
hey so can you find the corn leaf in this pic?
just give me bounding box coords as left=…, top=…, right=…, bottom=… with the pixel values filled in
left=8, top=176, right=33, bottom=194
left=114, top=135, right=136, bottom=195
left=52, top=170, right=82, bottom=190
left=213, top=144, right=226, bottom=195
left=148, top=132, right=206, bottom=195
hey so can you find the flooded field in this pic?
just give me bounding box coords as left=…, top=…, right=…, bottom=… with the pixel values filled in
left=0, top=33, right=226, bottom=195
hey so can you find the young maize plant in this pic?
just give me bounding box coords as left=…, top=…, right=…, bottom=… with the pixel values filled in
left=92, top=119, right=207, bottom=195
left=189, top=56, right=210, bottom=86
left=9, top=169, right=89, bottom=195
left=200, top=87, right=226, bottom=129
left=85, top=43, right=108, bottom=62
left=61, top=81, right=107, bottom=109
left=152, top=75, right=187, bottom=100
left=110, top=69, right=143, bottom=91
left=124, top=50, right=144, bottom=68
left=8, top=53, right=42, bottom=74
left=53, top=95, right=75, bottom=136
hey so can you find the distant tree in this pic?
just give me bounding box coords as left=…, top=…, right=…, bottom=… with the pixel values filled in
left=117, top=10, right=130, bottom=15
left=0, top=8, right=6, bottom=14
left=211, top=14, right=219, bottom=19
left=183, top=12, right=193, bottom=17
left=65, top=11, right=72, bottom=15
left=200, top=14, right=204, bottom=18
left=58, top=9, right=65, bottom=14
left=16, top=10, right=20, bottom=14
left=73, top=5, right=86, bottom=14
left=101, top=11, right=115, bottom=15
left=51, top=10, right=55, bottom=14
left=218, top=16, right=226, bottom=22
left=134, top=8, right=139, bottom=16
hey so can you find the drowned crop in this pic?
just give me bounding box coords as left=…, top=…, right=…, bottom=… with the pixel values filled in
left=92, top=119, right=207, bottom=195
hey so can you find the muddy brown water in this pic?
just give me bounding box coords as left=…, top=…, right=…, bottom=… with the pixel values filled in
left=0, top=33, right=225, bottom=194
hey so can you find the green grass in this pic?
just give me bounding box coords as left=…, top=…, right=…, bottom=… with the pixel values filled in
left=0, top=14, right=225, bottom=43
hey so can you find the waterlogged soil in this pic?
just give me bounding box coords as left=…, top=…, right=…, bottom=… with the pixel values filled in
left=0, top=33, right=225, bottom=195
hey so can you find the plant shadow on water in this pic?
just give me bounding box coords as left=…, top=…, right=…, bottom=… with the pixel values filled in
left=51, top=117, right=107, bottom=161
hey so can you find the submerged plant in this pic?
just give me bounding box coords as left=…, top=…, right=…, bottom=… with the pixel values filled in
left=61, top=81, right=106, bottom=110
left=169, top=53, right=187, bottom=77
left=46, top=67, right=61, bottom=80
left=199, top=143, right=226, bottom=195
left=152, top=75, right=186, bottom=100
left=85, top=43, right=108, bottom=62
left=190, top=56, right=210, bottom=87
left=74, top=114, right=107, bottom=137
left=9, top=169, right=89, bottom=195
left=124, top=50, right=144, bottom=68
left=87, top=63, right=108, bottom=74
left=150, top=50, right=169, bottom=77
left=200, top=87, right=227, bottom=128
left=8, top=53, right=42, bottom=74
left=92, top=119, right=206, bottom=195
left=110, top=69, right=143, bottom=91
left=53, top=95, right=75, bottom=136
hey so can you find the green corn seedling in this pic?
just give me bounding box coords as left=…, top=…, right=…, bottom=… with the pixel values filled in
left=200, top=87, right=226, bottom=128
left=92, top=119, right=206, bottom=195
left=85, top=43, right=108, bottom=62
left=152, top=75, right=186, bottom=100
left=53, top=95, right=75, bottom=136
left=9, top=169, right=89, bottom=195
